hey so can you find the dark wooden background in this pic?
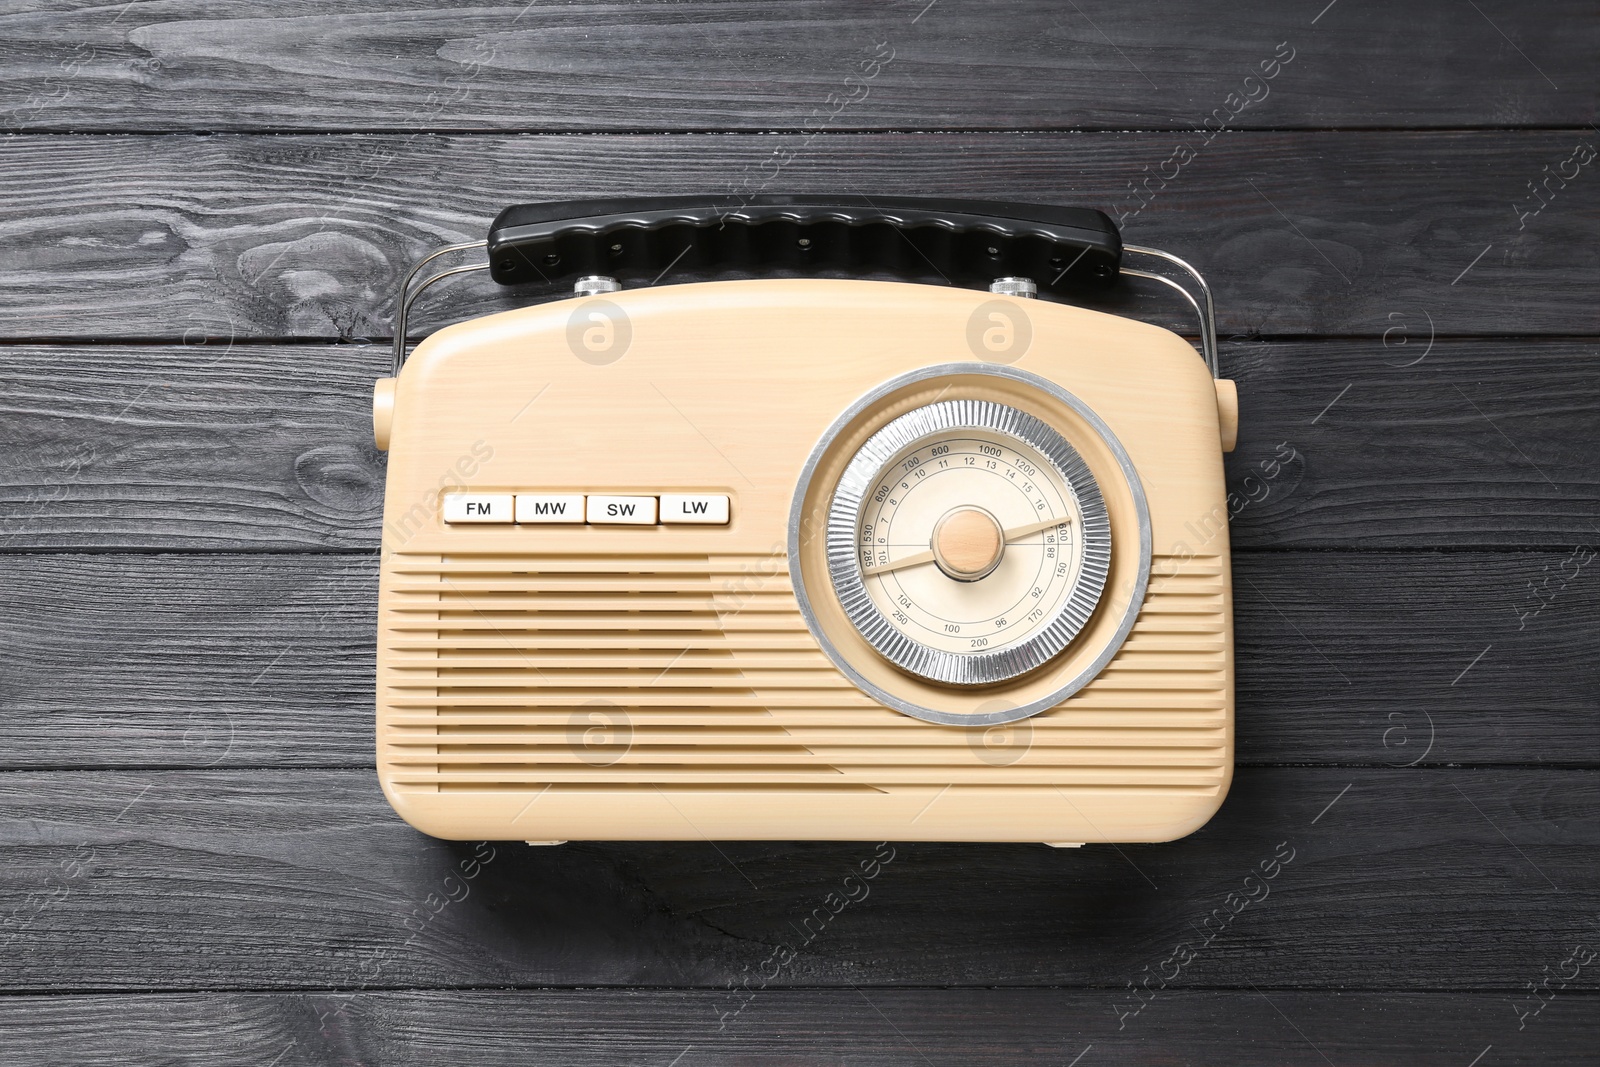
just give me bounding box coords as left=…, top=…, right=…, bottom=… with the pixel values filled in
left=2, top=2, right=1597, bottom=1063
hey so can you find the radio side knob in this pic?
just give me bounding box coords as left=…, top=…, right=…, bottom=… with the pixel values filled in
left=1215, top=378, right=1238, bottom=453
left=373, top=377, right=396, bottom=451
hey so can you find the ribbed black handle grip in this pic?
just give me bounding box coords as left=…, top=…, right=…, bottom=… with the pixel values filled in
left=486, top=196, right=1122, bottom=294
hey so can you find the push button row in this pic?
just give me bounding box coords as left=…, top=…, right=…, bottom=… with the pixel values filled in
left=442, top=492, right=729, bottom=526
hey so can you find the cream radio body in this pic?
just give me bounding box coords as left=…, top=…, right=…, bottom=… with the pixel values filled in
left=373, top=198, right=1237, bottom=844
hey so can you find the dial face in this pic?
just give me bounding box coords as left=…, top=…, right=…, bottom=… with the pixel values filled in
left=826, top=399, right=1112, bottom=687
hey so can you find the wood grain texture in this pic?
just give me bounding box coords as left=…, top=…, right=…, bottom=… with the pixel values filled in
left=4, top=339, right=1596, bottom=552
left=2, top=1, right=1594, bottom=132
left=0, top=343, right=387, bottom=552
left=3, top=131, right=1598, bottom=342
left=1, top=550, right=1595, bottom=770
left=0, top=767, right=1593, bottom=990
left=4, top=0, right=1598, bottom=1054
left=0, top=989, right=1594, bottom=1066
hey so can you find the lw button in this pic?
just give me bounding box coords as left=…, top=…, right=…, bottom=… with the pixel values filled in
left=661, top=494, right=729, bottom=525
left=442, top=492, right=514, bottom=523
left=586, top=495, right=657, bottom=525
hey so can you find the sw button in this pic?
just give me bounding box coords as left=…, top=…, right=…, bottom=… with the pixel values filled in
left=586, top=495, right=658, bottom=525
left=660, top=494, right=730, bottom=525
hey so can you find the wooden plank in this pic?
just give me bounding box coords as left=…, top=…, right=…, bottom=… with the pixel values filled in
left=2, top=132, right=1598, bottom=340
left=0, top=554, right=373, bottom=769
left=0, top=343, right=388, bottom=552
left=2, top=1, right=1593, bottom=132
left=0, top=989, right=1594, bottom=1065
left=2, top=550, right=1595, bottom=770
left=3, top=338, right=1596, bottom=552
left=1227, top=338, right=1600, bottom=549
left=0, top=767, right=1593, bottom=990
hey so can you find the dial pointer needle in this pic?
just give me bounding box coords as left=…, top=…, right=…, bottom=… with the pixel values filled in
left=1001, top=515, right=1077, bottom=541
left=861, top=515, right=1072, bottom=576
left=861, top=547, right=936, bottom=577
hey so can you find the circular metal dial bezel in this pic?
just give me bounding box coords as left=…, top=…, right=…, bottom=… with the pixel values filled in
left=788, top=362, right=1153, bottom=727
left=826, top=399, right=1112, bottom=686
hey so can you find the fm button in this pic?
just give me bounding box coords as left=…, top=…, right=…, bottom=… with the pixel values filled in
left=442, top=492, right=514, bottom=523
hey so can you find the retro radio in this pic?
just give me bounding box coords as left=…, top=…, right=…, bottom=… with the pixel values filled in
left=373, top=197, right=1236, bottom=845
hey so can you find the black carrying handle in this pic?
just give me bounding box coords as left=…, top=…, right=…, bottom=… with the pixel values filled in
left=486, top=196, right=1123, bottom=295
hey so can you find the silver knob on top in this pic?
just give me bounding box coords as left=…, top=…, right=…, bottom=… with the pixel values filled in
left=574, top=275, right=622, bottom=297
left=988, top=276, right=1037, bottom=298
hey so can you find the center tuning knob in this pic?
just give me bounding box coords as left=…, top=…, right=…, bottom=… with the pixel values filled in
left=931, top=506, right=1005, bottom=581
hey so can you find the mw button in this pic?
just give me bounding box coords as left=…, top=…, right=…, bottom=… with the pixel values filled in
left=516, top=493, right=586, bottom=523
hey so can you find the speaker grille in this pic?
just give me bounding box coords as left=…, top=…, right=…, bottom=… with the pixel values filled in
left=378, top=552, right=1227, bottom=795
